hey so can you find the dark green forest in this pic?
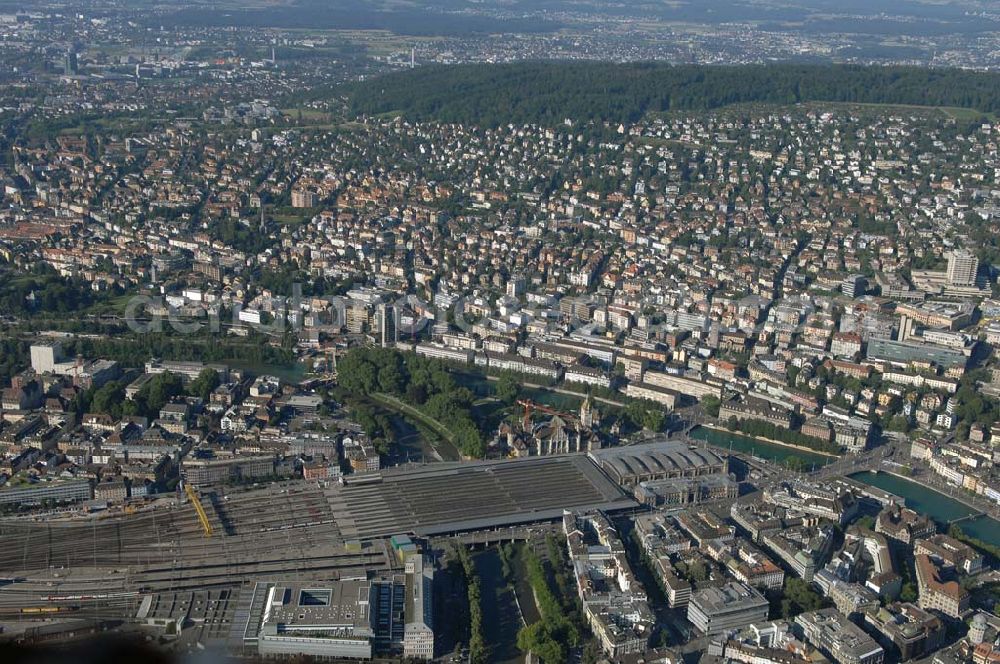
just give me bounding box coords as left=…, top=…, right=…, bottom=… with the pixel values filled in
left=349, top=62, right=1000, bottom=126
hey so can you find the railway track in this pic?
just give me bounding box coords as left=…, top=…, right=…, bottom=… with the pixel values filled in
left=0, top=484, right=345, bottom=570
left=0, top=549, right=388, bottom=616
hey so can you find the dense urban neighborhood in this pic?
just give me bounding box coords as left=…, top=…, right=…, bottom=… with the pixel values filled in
left=4, top=1, right=1000, bottom=664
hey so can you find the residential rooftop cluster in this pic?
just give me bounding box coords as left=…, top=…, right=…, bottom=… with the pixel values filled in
left=3, top=3, right=1000, bottom=662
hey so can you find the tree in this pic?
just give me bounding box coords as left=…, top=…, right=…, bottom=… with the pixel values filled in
left=189, top=368, right=220, bottom=401
left=854, top=515, right=876, bottom=531
left=336, top=348, right=488, bottom=457
left=517, top=621, right=568, bottom=664
left=625, top=400, right=665, bottom=432
left=641, top=408, right=665, bottom=432
left=494, top=371, right=520, bottom=405
left=406, top=382, right=428, bottom=405
left=456, top=547, right=488, bottom=664
left=143, top=371, right=184, bottom=415
left=516, top=547, right=580, bottom=664
left=582, top=641, right=602, bottom=664
left=887, top=415, right=911, bottom=433
left=686, top=560, right=709, bottom=583
left=349, top=62, right=1000, bottom=128
left=337, top=351, right=378, bottom=394
left=377, top=363, right=405, bottom=395
left=779, top=578, right=829, bottom=617
left=121, top=399, right=142, bottom=417
left=90, top=380, right=126, bottom=418
left=701, top=393, right=721, bottom=418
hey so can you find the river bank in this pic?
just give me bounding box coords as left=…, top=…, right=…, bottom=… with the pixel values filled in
left=849, top=470, right=1000, bottom=548
left=696, top=423, right=839, bottom=458
left=690, top=424, right=837, bottom=471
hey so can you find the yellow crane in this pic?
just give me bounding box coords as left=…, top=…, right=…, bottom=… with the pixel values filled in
left=184, top=483, right=213, bottom=537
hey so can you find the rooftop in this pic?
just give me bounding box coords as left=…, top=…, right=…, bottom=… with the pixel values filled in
left=328, top=454, right=634, bottom=539
left=691, top=582, right=767, bottom=613
left=589, top=439, right=726, bottom=485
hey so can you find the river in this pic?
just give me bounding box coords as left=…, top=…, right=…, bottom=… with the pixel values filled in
left=473, top=548, right=525, bottom=664
left=848, top=470, right=1000, bottom=548
left=227, top=359, right=307, bottom=383
left=689, top=426, right=835, bottom=470
left=452, top=372, right=589, bottom=412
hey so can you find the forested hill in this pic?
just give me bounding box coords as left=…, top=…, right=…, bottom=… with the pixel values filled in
left=347, top=62, right=1000, bottom=126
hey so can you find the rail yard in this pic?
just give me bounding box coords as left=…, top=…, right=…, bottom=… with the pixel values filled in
left=0, top=450, right=644, bottom=654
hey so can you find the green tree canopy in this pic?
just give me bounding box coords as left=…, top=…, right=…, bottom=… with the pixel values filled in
left=189, top=368, right=221, bottom=401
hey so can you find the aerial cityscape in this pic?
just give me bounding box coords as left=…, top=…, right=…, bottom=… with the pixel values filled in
left=3, top=1, right=1000, bottom=663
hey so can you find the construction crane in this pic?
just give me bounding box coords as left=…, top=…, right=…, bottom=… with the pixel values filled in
left=516, top=399, right=577, bottom=431
left=184, top=483, right=213, bottom=538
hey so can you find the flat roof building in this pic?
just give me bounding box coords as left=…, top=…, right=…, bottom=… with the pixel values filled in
left=255, top=581, right=376, bottom=660
left=0, top=477, right=92, bottom=506
left=235, top=555, right=433, bottom=660
left=640, top=370, right=722, bottom=399
left=947, top=250, right=979, bottom=288
left=866, top=337, right=969, bottom=370
left=182, top=455, right=276, bottom=486
left=687, top=582, right=769, bottom=636
left=327, top=455, right=633, bottom=540
left=796, top=608, right=884, bottom=664
left=145, top=359, right=230, bottom=382
left=674, top=509, right=736, bottom=546
left=623, top=381, right=680, bottom=408
left=403, top=554, right=434, bottom=660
